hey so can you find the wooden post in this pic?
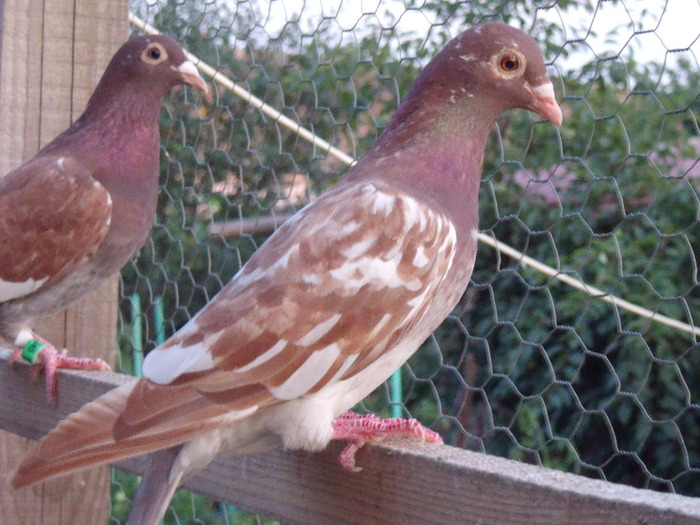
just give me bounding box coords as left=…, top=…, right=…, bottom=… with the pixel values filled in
left=0, top=1, right=128, bottom=523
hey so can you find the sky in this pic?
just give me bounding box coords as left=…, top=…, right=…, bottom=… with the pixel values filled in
left=245, top=0, right=700, bottom=70
left=552, top=0, right=700, bottom=64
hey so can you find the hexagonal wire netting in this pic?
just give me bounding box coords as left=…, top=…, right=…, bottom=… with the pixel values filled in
left=113, top=0, right=700, bottom=522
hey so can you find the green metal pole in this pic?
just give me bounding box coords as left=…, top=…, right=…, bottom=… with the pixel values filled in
left=130, top=293, right=143, bottom=377
left=154, top=295, right=166, bottom=345
left=390, top=369, right=402, bottom=418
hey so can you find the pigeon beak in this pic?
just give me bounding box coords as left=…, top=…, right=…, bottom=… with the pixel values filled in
left=527, top=82, right=563, bottom=126
left=177, top=61, right=212, bottom=103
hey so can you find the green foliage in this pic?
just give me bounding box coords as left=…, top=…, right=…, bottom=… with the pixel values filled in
left=111, top=470, right=279, bottom=524
left=454, top=48, right=700, bottom=494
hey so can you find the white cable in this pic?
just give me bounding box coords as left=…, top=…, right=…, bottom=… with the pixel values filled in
left=129, top=12, right=700, bottom=340
left=478, top=234, right=700, bottom=337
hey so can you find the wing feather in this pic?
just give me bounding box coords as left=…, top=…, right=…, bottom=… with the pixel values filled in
left=121, top=180, right=457, bottom=433
left=0, top=155, right=112, bottom=302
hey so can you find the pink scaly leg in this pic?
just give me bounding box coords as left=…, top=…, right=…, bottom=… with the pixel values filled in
left=10, top=334, right=110, bottom=402
left=331, top=411, right=443, bottom=471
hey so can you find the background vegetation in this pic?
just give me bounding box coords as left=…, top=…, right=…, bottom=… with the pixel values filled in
left=114, top=0, right=700, bottom=521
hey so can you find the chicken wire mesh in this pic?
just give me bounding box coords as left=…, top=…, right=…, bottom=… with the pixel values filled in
left=112, top=0, right=700, bottom=522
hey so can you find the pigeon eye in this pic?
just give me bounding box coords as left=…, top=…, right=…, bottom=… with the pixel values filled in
left=141, top=43, right=167, bottom=64
left=492, top=50, right=526, bottom=78
left=499, top=54, right=520, bottom=71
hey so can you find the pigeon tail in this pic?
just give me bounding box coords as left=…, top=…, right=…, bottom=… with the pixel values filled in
left=126, top=446, right=184, bottom=525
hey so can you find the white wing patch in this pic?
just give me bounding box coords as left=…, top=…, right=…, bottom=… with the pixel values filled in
left=329, top=253, right=422, bottom=291
left=0, top=276, right=49, bottom=302
left=363, top=183, right=395, bottom=216
left=236, top=338, right=288, bottom=373
left=143, top=329, right=218, bottom=384
left=365, top=312, right=393, bottom=341
left=302, top=272, right=322, bottom=285
left=234, top=244, right=301, bottom=288
left=270, top=343, right=342, bottom=400
left=297, top=313, right=341, bottom=346
left=340, top=236, right=377, bottom=259
left=412, top=245, right=430, bottom=267
left=401, top=194, right=428, bottom=231
left=328, top=353, right=358, bottom=384
left=335, top=220, right=361, bottom=238
left=439, top=219, right=458, bottom=256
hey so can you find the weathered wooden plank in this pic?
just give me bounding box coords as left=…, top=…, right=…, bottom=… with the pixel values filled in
left=2, top=348, right=700, bottom=525
left=0, top=2, right=128, bottom=523
left=0, top=6, right=60, bottom=523
left=0, top=0, right=42, bottom=173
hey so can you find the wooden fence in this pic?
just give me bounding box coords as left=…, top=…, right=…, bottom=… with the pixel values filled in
left=3, top=348, right=700, bottom=524
left=0, top=349, right=700, bottom=525
left=0, top=1, right=127, bottom=524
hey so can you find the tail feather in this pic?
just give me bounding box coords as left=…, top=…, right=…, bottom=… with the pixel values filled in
left=125, top=446, right=185, bottom=525
left=13, top=382, right=135, bottom=487
left=12, top=381, right=234, bottom=488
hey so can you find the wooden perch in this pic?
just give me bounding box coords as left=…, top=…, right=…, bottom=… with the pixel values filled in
left=2, top=347, right=700, bottom=524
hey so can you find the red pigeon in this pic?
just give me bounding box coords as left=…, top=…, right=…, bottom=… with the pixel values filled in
left=13, top=23, right=562, bottom=524
left=0, top=35, right=210, bottom=401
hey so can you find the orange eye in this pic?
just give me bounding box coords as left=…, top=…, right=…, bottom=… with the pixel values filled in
left=499, top=54, right=520, bottom=71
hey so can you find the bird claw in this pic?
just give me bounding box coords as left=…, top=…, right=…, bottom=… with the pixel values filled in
left=331, top=411, right=443, bottom=471
left=337, top=440, right=364, bottom=472
left=9, top=336, right=110, bottom=403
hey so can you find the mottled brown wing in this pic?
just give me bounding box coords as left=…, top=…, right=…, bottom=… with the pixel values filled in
left=114, top=180, right=457, bottom=438
left=0, top=154, right=112, bottom=301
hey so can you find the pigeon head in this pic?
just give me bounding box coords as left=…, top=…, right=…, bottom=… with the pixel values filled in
left=85, top=34, right=211, bottom=107
left=413, top=23, right=561, bottom=126
left=448, top=23, right=561, bottom=124
left=375, top=23, right=561, bottom=156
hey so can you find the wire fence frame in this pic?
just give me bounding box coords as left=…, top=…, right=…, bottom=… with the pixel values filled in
left=2, top=3, right=699, bottom=524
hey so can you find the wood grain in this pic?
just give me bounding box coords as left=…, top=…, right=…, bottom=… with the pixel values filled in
left=3, top=348, right=700, bottom=525
left=0, top=2, right=128, bottom=523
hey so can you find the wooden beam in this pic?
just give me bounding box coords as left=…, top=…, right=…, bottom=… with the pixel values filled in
left=0, top=2, right=128, bottom=524
left=2, top=348, right=700, bottom=525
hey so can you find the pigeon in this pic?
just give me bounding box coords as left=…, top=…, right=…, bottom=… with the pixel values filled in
left=1, top=35, right=210, bottom=401
left=13, top=23, right=562, bottom=525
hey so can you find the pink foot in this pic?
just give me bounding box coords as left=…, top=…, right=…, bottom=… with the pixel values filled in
left=10, top=336, right=110, bottom=402
left=331, top=411, right=443, bottom=471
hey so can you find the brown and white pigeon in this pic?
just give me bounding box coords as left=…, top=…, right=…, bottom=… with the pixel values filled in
left=0, top=35, right=210, bottom=400
left=13, top=23, right=562, bottom=525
